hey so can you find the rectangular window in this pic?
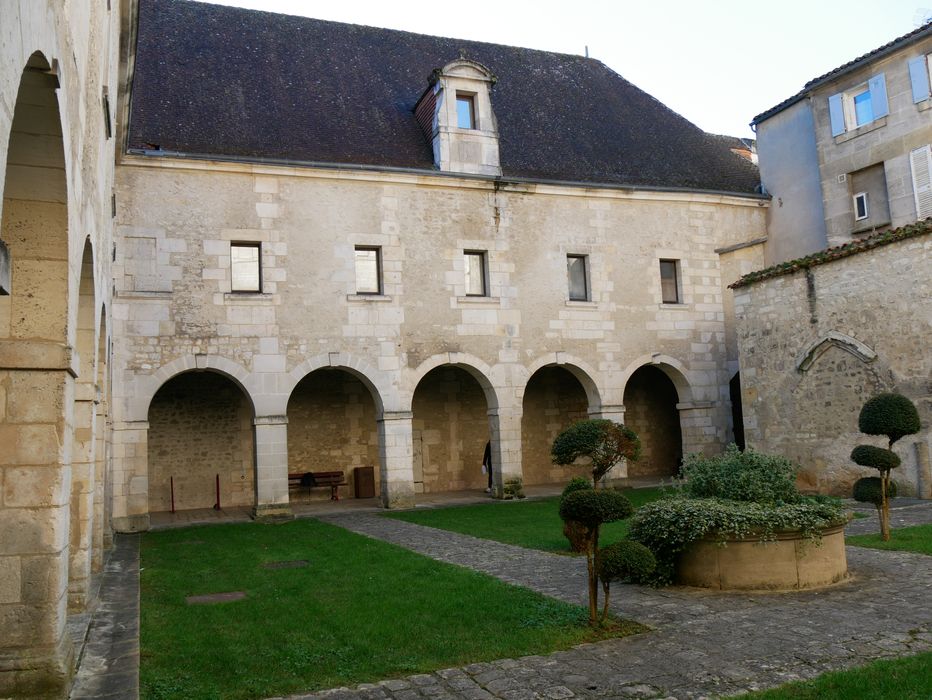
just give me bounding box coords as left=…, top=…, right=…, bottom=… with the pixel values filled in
left=354, top=246, right=381, bottom=294
left=853, top=192, right=869, bottom=221
left=829, top=74, right=889, bottom=136
left=456, top=93, right=476, bottom=129
left=852, top=88, right=873, bottom=127
left=566, top=254, right=588, bottom=301
left=230, top=242, right=261, bottom=292
left=464, top=250, right=487, bottom=296
left=659, top=259, right=680, bottom=304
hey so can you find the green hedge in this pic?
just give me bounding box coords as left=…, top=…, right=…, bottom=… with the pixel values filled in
left=678, top=444, right=800, bottom=504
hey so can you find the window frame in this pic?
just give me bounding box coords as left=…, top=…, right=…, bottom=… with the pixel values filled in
left=843, top=83, right=873, bottom=129
left=853, top=191, right=869, bottom=221
left=659, top=259, right=681, bottom=305
left=455, top=92, right=477, bottom=130
left=463, top=249, right=488, bottom=297
left=354, top=245, right=382, bottom=295
left=230, top=241, right=262, bottom=293
left=566, top=254, right=589, bottom=302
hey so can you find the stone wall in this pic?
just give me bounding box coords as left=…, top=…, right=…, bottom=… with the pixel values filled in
left=148, top=372, right=255, bottom=512
left=735, top=232, right=932, bottom=496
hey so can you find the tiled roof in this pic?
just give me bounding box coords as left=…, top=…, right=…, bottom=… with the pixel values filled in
left=127, top=0, right=762, bottom=194
left=729, top=218, right=932, bottom=288
left=752, top=23, right=932, bottom=125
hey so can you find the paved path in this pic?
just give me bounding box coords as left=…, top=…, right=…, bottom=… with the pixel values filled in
left=268, top=503, right=932, bottom=700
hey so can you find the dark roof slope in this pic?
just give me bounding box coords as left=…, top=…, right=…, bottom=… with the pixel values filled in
left=752, top=23, right=932, bottom=125
left=128, top=0, right=761, bottom=194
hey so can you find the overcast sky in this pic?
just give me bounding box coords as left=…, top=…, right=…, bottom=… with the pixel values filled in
left=198, top=0, right=929, bottom=138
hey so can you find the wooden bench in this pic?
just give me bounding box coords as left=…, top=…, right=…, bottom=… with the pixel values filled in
left=288, top=471, right=347, bottom=501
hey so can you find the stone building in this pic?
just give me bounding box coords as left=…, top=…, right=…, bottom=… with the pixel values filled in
left=104, top=0, right=771, bottom=531
left=0, top=1, right=118, bottom=696
left=753, top=23, right=932, bottom=265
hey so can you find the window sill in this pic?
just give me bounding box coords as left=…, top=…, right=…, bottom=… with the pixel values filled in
left=456, top=296, right=500, bottom=305
left=347, top=294, right=392, bottom=302
left=660, top=302, right=687, bottom=309
left=565, top=299, right=596, bottom=307
left=224, top=292, right=273, bottom=303
left=918, top=99, right=932, bottom=113
left=116, top=290, right=172, bottom=299
left=851, top=221, right=891, bottom=236
left=834, top=116, right=886, bottom=144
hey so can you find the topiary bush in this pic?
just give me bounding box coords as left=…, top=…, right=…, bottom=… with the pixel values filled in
left=558, top=489, right=634, bottom=625
left=853, top=476, right=897, bottom=508
left=560, top=477, right=594, bottom=553
left=597, top=540, right=655, bottom=623
left=551, top=419, right=641, bottom=486
left=852, top=393, right=920, bottom=541
left=627, top=496, right=846, bottom=585
left=678, top=444, right=800, bottom=504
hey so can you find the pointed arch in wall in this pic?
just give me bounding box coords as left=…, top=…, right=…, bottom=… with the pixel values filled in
left=796, top=331, right=877, bottom=372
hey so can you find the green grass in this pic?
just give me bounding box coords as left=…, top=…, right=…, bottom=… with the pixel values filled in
left=737, top=650, right=932, bottom=699
left=140, top=519, right=645, bottom=700
left=846, top=523, right=932, bottom=555
left=383, top=487, right=666, bottom=552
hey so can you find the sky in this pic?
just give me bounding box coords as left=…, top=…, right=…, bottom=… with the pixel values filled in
left=197, top=1, right=930, bottom=138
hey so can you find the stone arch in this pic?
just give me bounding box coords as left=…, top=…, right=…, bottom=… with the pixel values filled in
left=619, top=353, right=695, bottom=404
left=146, top=368, right=257, bottom=513
left=285, top=352, right=391, bottom=416
left=140, top=355, right=257, bottom=418
left=523, top=352, right=602, bottom=411
left=796, top=331, right=877, bottom=373
left=408, top=352, right=500, bottom=411
left=0, top=50, right=74, bottom=695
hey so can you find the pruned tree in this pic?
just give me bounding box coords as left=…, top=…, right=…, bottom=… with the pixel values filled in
left=551, top=419, right=641, bottom=487
left=597, top=540, right=655, bottom=623
left=851, top=393, right=920, bottom=541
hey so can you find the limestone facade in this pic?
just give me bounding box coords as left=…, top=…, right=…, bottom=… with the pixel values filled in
left=109, top=157, right=768, bottom=529
left=734, top=226, right=932, bottom=497
left=0, top=1, right=117, bottom=696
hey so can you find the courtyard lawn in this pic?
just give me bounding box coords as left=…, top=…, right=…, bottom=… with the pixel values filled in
left=140, top=519, right=645, bottom=700
left=383, top=487, right=666, bottom=552
left=737, top=650, right=932, bottom=699
left=846, top=522, right=932, bottom=555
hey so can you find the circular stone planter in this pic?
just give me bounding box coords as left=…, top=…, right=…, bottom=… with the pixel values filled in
left=675, top=523, right=848, bottom=591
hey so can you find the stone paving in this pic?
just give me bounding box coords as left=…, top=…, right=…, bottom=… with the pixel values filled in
left=70, top=499, right=932, bottom=700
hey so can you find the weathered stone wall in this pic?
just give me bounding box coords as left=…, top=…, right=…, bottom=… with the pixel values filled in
left=412, top=367, right=489, bottom=493
left=287, top=370, right=381, bottom=500
left=735, top=233, right=932, bottom=496
left=521, top=368, right=589, bottom=485
left=624, top=366, right=683, bottom=478
left=148, top=372, right=255, bottom=512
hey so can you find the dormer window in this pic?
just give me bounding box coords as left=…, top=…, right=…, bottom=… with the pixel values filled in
left=456, top=93, right=476, bottom=129
left=414, top=58, right=500, bottom=176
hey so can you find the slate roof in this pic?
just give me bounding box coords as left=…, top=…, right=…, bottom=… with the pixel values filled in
left=128, top=0, right=762, bottom=194
left=752, top=22, right=932, bottom=125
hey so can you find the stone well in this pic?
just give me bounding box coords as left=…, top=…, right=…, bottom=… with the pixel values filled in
left=675, top=523, right=848, bottom=591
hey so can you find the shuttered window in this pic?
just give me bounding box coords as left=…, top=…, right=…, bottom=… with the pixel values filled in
left=828, top=73, right=889, bottom=136
left=910, top=145, right=932, bottom=220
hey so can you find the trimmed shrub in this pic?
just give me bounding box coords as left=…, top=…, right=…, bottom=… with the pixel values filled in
left=551, top=419, right=641, bottom=485
left=853, top=476, right=897, bottom=507
left=595, top=540, right=656, bottom=624
left=559, top=489, right=634, bottom=528
left=859, top=393, right=921, bottom=444
left=679, top=444, right=800, bottom=504
left=851, top=444, right=901, bottom=471
left=560, top=477, right=594, bottom=503
left=628, top=496, right=846, bottom=585
left=560, top=477, right=595, bottom=553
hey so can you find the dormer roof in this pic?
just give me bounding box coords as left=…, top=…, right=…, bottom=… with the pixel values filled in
left=127, top=0, right=761, bottom=195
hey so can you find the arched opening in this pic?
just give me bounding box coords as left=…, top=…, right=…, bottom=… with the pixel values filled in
left=623, top=365, right=683, bottom=478
left=412, top=366, right=490, bottom=493
left=147, top=371, right=256, bottom=512
left=0, top=52, right=73, bottom=693
left=69, top=240, right=97, bottom=610
left=730, top=372, right=745, bottom=451
left=286, top=368, right=381, bottom=502
left=521, top=366, right=590, bottom=485
left=92, top=308, right=110, bottom=570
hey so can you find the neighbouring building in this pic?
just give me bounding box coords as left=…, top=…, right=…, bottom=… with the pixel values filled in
left=753, top=23, right=932, bottom=265
left=736, top=25, right=932, bottom=497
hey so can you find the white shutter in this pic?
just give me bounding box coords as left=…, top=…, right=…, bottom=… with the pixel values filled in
left=910, top=145, right=932, bottom=220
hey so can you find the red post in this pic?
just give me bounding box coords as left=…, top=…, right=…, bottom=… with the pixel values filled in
left=170, top=476, right=175, bottom=513
left=214, top=473, right=221, bottom=510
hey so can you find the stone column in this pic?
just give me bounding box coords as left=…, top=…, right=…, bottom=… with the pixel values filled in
left=378, top=411, right=415, bottom=509
left=91, top=394, right=109, bottom=571
left=916, top=440, right=932, bottom=500
left=588, top=404, right=629, bottom=482
left=487, top=406, right=523, bottom=497
left=68, top=381, right=97, bottom=611
left=0, top=360, right=76, bottom=696
left=252, top=415, right=292, bottom=521
left=110, top=420, right=150, bottom=532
